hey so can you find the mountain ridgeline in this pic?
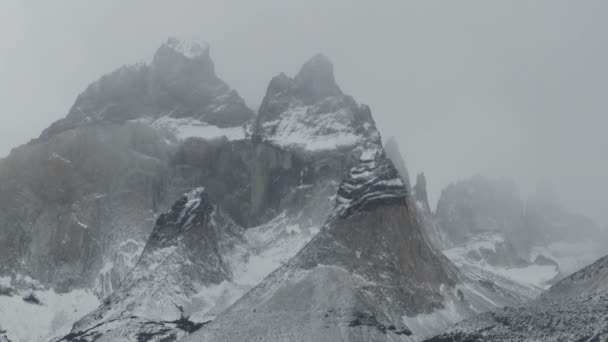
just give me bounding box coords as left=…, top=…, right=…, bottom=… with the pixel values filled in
left=0, top=37, right=606, bottom=342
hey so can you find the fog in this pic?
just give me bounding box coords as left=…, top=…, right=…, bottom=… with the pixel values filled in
left=1, top=0, right=606, bottom=225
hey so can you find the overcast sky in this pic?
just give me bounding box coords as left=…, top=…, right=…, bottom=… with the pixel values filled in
left=1, top=1, right=606, bottom=225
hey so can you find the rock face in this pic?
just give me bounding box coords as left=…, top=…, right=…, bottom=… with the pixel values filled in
left=57, top=188, right=240, bottom=341
left=182, top=150, right=522, bottom=342
left=424, top=254, right=608, bottom=342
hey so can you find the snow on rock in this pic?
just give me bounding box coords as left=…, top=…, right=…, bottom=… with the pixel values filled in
left=147, top=116, right=248, bottom=142
left=255, top=54, right=381, bottom=153
left=59, top=189, right=323, bottom=341
left=335, top=148, right=406, bottom=218
left=530, top=239, right=603, bottom=276
left=164, top=36, right=210, bottom=59
left=259, top=102, right=369, bottom=151
left=443, top=232, right=558, bottom=293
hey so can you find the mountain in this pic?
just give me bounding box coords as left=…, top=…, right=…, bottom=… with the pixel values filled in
left=48, top=48, right=407, bottom=341
left=39, top=37, right=253, bottom=141
left=425, top=175, right=608, bottom=299
left=424, top=254, right=608, bottom=342
left=0, top=38, right=557, bottom=342
left=56, top=186, right=324, bottom=341
left=0, top=37, right=259, bottom=341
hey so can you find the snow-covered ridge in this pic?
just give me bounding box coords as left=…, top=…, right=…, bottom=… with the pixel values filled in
left=256, top=54, right=380, bottom=152
left=164, top=36, right=210, bottom=59
left=132, top=116, right=248, bottom=142
left=260, top=104, right=362, bottom=151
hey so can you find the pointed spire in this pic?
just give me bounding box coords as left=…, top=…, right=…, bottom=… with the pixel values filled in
left=294, top=54, right=342, bottom=103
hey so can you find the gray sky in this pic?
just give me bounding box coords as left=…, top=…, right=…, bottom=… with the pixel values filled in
left=1, top=1, right=607, bottom=225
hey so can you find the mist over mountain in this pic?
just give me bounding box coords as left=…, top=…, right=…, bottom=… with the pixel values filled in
left=1, top=3, right=608, bottom=340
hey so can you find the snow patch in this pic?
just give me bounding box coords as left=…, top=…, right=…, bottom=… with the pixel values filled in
left=49, top=153, right=71, bottom=164
left=165, top=37, right=209, bottom=59
left=0, top=289, right=100, bottom=342
left=142, top=116, right=247, bottom=141
left=261, top=106, right=363, bottom=151
left=0, top=276, right=11, bottom=288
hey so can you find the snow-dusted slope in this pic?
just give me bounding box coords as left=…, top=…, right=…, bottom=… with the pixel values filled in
left=56, top=187, right=326, bottom=341
left=443, top=232, right=558, bottom=301
left=0, top=280, right=99, bottom=342
left=182, top=149, right=522, bottom=342
left=255, top=54, right=379, bottom=152
left=424, top=254, right=608, bottom=342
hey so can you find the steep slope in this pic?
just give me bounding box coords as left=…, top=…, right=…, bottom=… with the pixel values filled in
left=424, top=254, right=608, bottom=342
left=57, top=188, right=244, bottom=341
left=183, top=150, right=521, bottom=342
left=57, top=187, right=326, bottom=342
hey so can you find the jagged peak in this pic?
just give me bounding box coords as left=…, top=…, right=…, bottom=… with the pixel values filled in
left=413, top=173, right=432, bottom=215
left=294, top=53, right=342, bottom=102
left=415, top=173, right=427, bottom=192
left=154, top=187, right=214, bottom=237
left=162, top=36, right=210, bottom=59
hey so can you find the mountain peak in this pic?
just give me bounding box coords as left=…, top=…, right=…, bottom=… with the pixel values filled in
left=163, top=36, right=210, bottom=59
left=153, top=187, right=214, bottom=240
left=294, top=53, right=342, bottom=103
left=414, top=173, right=432, bottom=215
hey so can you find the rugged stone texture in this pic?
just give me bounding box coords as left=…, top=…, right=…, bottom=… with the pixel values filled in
left=57, top=188, right=243, bottom=342
left=183, top=151, right=520, bottom=342
left=423, top=255, right=608, bottom=342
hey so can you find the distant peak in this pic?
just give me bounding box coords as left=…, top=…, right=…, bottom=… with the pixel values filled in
left=415, top=173, right=427, bottom=189
left=163, top=36, right=210, bottom=59
left=414, top=173, right=431, bottom=214
left=294, top=54, right=342, bottom=102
